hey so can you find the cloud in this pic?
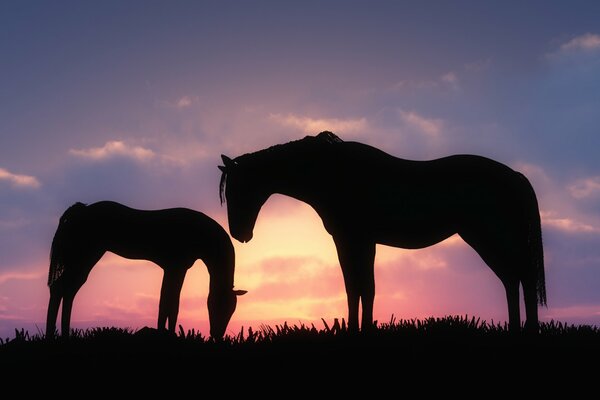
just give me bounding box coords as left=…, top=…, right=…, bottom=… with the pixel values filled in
left=398, top=110, right=443, bottom=137
left=269, top=113, right=367, bottom=135
left=69, top=140, right=155, bottom=162
left=391, top=79, right=438, bottom=91
left=440, top=71, right=459, bottom=90
left=541, top=211, right=600, bottom=234
left=391, top=71, right=460, bottom=92
left=512, top=163, right=600, bottom=235
left=548, top=33, right=600, bottom=60
left=161, top=95, right=199, bottom=109
left=176, top=96, right=194, bottom=108
left=0, top=270, right=45, bottom=284
left=568, top=176, right=600, bottom=199
left=560, top=33, right=600, bottom=52
left=0, top=167, right=40, bottom=189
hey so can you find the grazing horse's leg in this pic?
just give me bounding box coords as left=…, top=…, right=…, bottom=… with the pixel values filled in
left=158, top=267, right=188, bottom=332
left=503, top=278, right=521, bottom=333
left=59, top=251, right=104, bottom=338
left=522, top=275, right=539, bottom=334
left=166, top=268, right=188, bottom=333
left=61, top=287, right=80, bottom=339
left=60, top=278, right=92, bottom=338
left=334, top=236, right=375, bottom=332
left=46, top=284, right=62, bottom=339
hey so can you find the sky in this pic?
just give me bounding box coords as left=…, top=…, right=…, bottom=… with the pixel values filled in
left=1, top=1, right=600, bottom=338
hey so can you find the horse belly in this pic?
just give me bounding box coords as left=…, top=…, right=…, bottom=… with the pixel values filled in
left=374, top=219, right=456, bottom=249
left=106, top=234, right=185, bottom=265
left=377, top=232, right=454, bottom=249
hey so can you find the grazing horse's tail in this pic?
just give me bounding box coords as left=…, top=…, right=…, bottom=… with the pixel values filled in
left=48, top=202, right=87, bottom=287
left=523, top=175, right=546, bottom=306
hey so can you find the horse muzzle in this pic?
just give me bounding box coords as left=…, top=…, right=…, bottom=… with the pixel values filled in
left=233, top=229, right=253, bottom=243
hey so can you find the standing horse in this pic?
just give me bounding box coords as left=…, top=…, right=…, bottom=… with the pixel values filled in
left=46, top=201, right=246, bottom=339
left=218, top=131, right=545, bottom=333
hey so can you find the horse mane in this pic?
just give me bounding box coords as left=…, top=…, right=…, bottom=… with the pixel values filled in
left=48, top=202, right=87, bottom=286
left=219, top=131, right=343, bottom=204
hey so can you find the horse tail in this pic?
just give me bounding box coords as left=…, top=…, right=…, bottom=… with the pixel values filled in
left=521, top=175, right=546, bottom=306
left=48, top=202, right=87, bottom=287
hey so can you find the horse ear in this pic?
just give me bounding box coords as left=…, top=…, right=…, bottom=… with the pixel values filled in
left=233, top=290, right=248, bottom=296
left=218, top=165, right=226, bottom=172
left=221, top=154, right=234, bottom=168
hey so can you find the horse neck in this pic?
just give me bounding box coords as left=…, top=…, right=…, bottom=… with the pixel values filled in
left=258, top=154, right=321, bottom=206
left=209, top=275, right=233, bottom=294
left=207, top=250, right=235, bottom=294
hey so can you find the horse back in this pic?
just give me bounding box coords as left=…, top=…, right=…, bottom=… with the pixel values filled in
left=83, top=201, right=231, bottom=265
left=320, top=145, right=532, bottom=243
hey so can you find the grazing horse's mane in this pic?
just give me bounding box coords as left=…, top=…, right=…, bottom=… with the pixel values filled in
left=219, top=131, right=343, bottom=204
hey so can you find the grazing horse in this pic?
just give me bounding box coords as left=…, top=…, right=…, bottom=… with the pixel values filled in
left=218, top=131, right=545, bottom=333
left=46, top=201, right=246, bottom=339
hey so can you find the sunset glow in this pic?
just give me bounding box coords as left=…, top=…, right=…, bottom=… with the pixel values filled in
left=1, top=2, right=600, bottom=337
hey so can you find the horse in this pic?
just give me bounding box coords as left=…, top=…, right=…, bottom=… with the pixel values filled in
left=218, top=131, right=545, bottom=333
left=46, top=201, right=246, bottom=339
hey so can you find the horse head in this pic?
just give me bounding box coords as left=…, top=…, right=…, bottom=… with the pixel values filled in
left=219, top=154, right=268, bottom=243
left=207, top=288, right=247, bottom=339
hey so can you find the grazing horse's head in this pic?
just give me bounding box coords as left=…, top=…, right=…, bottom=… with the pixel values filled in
left=219, top=154, right=268, bottom=243
left=208, top=289, right=247, bottom=339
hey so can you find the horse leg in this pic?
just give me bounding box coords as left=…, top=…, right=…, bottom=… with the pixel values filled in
left=166, top=268, right=188, bottom=333
left=334, top=236, right=373, bottom=333
left=503, top=278, right=521, bottom=334
left=359, top=244, right=376, bottom=332
left=158, top=270, right=170, bottom=331
left=460, top=230, right=522, bottom=333
left=522, top=276, right=539, bottom=334
left=61, top=291, right=75, bottom=339
left=46, top=284, right=62, bottom=340
left=60, top=252, right=103, bottom=338
left=158, top=267, right=188, bottom=332
left=60, top=280, right=88, bottom=339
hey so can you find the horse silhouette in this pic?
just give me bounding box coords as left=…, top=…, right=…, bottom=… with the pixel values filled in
left=219, top=131, right=545, bottom=333
left=46, top=201, right=246, bottom=339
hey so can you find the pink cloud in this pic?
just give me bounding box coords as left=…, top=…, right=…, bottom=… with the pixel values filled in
left=541, top=211, right=600, bottom=234
left=0, top=167, right=40, bottom=189
left=440, top=71, right=459, bottom=90
left=391, top=71, right=460, bottom=92
left=69, top=140, right=155, bottom=162
left=560, top=33, right=600, bottom=52
left=398, top=109, right=443, bottom=137
left=269, top=113, right=367, bottom=136
left=568, top=176, right=600, bottom=199
left=0, top=270, right=45, bottom=284
left=175, top=95, right=196, bottom=108
left=513, top=162, right=600, bottom=235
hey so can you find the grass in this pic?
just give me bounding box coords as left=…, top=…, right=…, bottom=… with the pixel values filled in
left=1, top=315, right=599, bottom=384
left=0, top=316, right=600, bottom=399
left=2, top=315, right=599, bottom=350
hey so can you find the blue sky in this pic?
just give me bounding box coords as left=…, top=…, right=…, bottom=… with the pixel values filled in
left=1, top=1, right=600, bottom=337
